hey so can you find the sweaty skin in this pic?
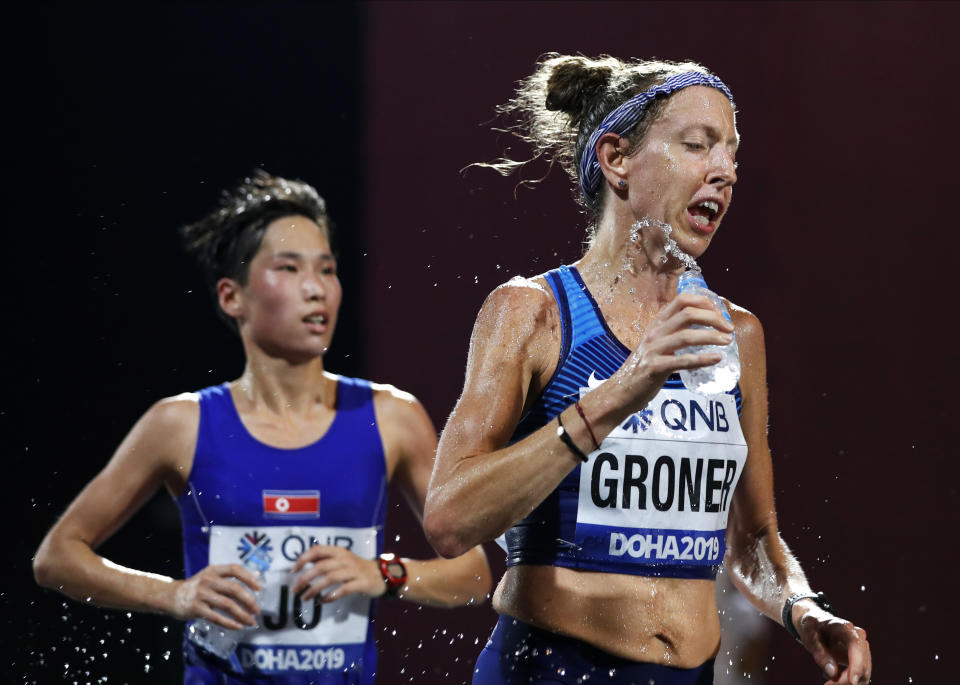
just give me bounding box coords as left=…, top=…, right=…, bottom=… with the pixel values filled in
left=435, top=267, right=748, bottom=667
left=426, top=87, right=870, bottom=684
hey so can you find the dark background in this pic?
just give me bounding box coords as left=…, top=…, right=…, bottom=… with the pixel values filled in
left=5, top=2, right=957, bottom=683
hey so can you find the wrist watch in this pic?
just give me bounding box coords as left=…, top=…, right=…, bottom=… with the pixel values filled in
left=378, top=553, right=407, bottom=598
left=782, top=591, right=833, bottom=643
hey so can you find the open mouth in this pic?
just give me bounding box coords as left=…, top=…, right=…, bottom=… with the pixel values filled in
left=304, top=314, right=328, bottom=326
left=687, top=200, right=721, bottom=231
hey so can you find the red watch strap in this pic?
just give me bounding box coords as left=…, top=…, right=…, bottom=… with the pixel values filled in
left=378, top=553, right=407, bottom=596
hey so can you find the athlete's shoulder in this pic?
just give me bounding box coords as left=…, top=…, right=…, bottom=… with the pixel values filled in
left=723, top=301, right=766, bottom=371
left=368, top=381, right=437, bottom=466
left=117, top=392, right=200, bottom=479
left=724, top=300, right=764, bottom=348
left=483, top=273, right=554, bottom=310
left=144, top=392, right=200, bottom=432
left=332, top=374, right=407, bottom=403
left=475, top=273, right=559, bottom=340
left=369, top=381, right=426, bottom=424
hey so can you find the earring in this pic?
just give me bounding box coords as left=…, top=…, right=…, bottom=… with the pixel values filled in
left=617, top=179, right=627, bottom=189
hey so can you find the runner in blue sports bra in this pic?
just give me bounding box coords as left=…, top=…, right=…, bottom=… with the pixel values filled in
left=425, top=54, right=871, bottom=685
left=34, top=170, right=492, bottom=684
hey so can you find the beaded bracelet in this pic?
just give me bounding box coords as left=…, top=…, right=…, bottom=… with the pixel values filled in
left=574, top=401, right=600, bottom=450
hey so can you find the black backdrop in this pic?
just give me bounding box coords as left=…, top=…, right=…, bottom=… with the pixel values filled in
left=5, top=5, right=367, bottom=682
left=6, top=3, right=959, bottom=684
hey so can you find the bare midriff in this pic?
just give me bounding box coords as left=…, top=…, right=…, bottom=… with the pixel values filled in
left=493, top=564, right=721, bottom=668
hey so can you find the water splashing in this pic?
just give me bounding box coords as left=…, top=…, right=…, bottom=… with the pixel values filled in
left=631, top=219, right=700, bottom=271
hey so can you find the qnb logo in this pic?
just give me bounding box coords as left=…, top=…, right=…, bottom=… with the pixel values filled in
left=237, top=530, right=274, bottom=573
left=622, top=409, right=654, bottom=433
left=280, top=532, right=354, bottom=562
left=659, top=398, right=730, bottom=433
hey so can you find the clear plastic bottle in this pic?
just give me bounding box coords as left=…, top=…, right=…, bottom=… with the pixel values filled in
left=187, top=556, right=267, bottom=659
left=676, top=270, right=740, bottom=394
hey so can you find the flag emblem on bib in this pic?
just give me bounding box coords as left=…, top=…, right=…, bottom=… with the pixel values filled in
left=263, top=490, right=320, bottom=518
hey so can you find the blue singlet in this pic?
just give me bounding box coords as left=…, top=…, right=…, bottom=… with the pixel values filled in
left=175, top=378, right=387, bottom=684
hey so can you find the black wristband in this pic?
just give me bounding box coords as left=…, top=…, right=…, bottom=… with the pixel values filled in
left=782, top=591, right=833, bottom=643
left=556, top=413, right=589, bottom=462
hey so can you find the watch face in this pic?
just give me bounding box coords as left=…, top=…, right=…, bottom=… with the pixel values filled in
left=386, top=561, right=404, bottom=579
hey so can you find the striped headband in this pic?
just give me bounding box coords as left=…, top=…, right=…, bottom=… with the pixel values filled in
left=577, top=71, right=734, bottom=201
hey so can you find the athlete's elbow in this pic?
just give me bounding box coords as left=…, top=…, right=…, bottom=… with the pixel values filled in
left=33, top=540, right=60, bottom=590
left=424, top=507, right=473, bottom=559
left=424, top=521, right=465, bottom=559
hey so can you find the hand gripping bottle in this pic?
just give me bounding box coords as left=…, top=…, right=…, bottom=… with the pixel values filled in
left=187, top=554, right=268, bottom=659
left=676, top=270, right=741, bottom=394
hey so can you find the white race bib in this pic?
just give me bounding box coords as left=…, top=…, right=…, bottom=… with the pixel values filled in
left=575, top=388, right=747, bottom=568
left=208, top=524, right=377, bottom=647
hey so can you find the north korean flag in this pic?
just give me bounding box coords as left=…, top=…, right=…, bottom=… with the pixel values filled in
left=263, top=490, right=320, bottom=518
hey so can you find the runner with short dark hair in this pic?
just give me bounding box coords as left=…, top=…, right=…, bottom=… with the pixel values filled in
left=34, top=170, right=492, bottom=684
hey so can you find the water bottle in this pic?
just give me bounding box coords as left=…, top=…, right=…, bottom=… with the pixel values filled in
left=676, top=270, right=740, bottom=394
left=187, top=556, right=268, bottom=659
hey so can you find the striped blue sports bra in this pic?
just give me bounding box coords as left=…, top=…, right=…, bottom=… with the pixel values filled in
left=504, top=265, right=747, bottom=580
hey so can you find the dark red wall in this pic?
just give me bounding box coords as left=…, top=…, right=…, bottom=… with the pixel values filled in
left=363, top=2, right=959, bottom=683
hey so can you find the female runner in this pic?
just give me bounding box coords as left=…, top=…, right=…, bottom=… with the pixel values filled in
left=34, top=170, right=491, bottom=684
left=425, top=54, right=870, bottom=685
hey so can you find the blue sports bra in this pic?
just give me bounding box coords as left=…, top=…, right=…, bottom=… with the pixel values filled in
left=504, top=265, right=747, bottom=580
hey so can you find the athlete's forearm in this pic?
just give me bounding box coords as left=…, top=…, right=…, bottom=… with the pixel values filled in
left=395, top=546, right=492, bottom=608
left=427, top=420, right=581, bottom=557
left=34, top=534, right=177, bottom=615
left=426, top=386, right=635, bottom=558
left=724, top=524, right=812, bottom=625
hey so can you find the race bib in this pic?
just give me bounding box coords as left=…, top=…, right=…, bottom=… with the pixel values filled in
left=575, top=388, right=747, bottom=568
left=207, top=524, right=377, bottom=673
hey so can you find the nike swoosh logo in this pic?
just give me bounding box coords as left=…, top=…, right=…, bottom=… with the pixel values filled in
left=586, top=371, right=606, bottom=389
